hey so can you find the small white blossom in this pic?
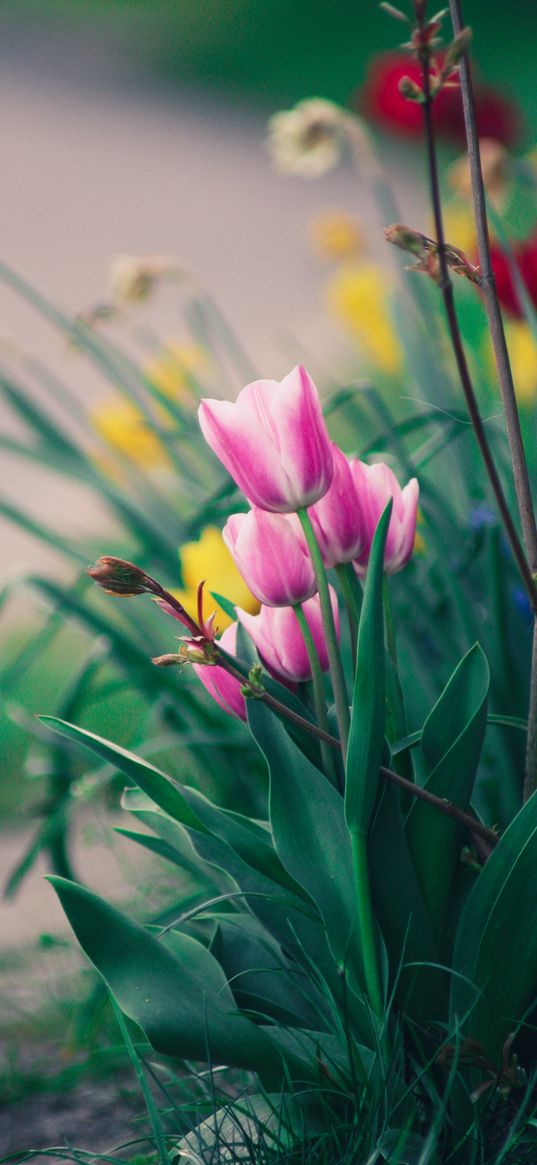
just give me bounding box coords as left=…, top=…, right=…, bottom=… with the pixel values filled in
left=106, top=253, right=184, bottom=304
left=266, top=98, right=365, bottom=178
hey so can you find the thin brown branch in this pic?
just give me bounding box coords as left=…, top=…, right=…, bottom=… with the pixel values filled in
left=416, top=20, right=537, bottom=614
left=381, top=765, right=498, bottom=851
left=448, top=0, right=537, bottom=573
left=447, top=0, right=537, bottom=803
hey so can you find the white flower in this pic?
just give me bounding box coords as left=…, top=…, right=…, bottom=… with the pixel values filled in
left=266, top=98, right=360, bottom=178
left=106, top=253, right=184, bottom=303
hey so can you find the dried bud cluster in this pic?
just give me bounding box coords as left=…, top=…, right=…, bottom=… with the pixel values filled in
left=385, top=222, right=481, bottom=285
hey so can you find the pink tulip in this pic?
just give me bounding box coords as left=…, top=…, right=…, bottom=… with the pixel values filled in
left=299, top=443, right=367, bottom=568
left=237, top=588, right=340, bottom=683
left=349, top=460, right=419, bottom=576
left=198, top=365, right=334, bottom=513
left=223, top=508, right=316, bottom=607
left=192, top=623, right=246, bottom=721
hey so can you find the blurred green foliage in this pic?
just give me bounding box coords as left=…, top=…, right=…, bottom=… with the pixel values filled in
left=5, top=0, right=537, bottom=136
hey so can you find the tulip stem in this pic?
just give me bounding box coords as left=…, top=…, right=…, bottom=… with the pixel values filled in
left=350, top=831, right=385, bottom=1028
left=298, top=508, right=350, bottom=753
left=335, top=562, right=363, bottom=674
left=294, top=603, right=339, bottom=788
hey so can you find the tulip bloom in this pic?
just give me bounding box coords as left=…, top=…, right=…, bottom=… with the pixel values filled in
left=223, top=509, right=316, bottom=607
left=237, top=589, right=340, bottom=684
left=192, top=623, right=246, bottom=721
left=300, top=443, right=367, bottom=569
left=198, top=365, right=334, bottom=513
left=350, top=460, right=419, bottom=576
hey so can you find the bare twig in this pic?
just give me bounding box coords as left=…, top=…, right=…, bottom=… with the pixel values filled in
left=381, top=765, right=498, bottom=853
left=415, top=28, right=537, bottom=614
left=448, top=0, right=537, bottom=802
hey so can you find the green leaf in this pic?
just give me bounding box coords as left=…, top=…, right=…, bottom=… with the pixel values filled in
left=451, top=791, right=537, bottom=1063
left=210, top=590, right=237, bottom=622
left=369, top=783, right=443, bottom=1023
left=180, top=786, right=307, bottom=898
left=345, top=502, right=392, bottom=836
left=48, top=876, right=292, bottom=1077
left=247, top=699, right=370, bottom=1032
left=406, top=644, right=490, bottom=944
left=211, top=913, right=325, bottom=1028
left=40, top=717, right=203, bottom=831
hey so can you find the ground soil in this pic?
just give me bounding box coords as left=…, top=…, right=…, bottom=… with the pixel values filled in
left=1, top=1067, right=145, bottom=1160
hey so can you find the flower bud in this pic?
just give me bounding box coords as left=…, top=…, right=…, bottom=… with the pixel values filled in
left=237, top=589, right=340, bottom=684
left=223, top=509, right=316, bottom=607
left=350, top=461, right=419, bottom=576
left=87, top=556, right=154, bottom=596
left=398, top=76, right=423, bottom=103
left=295, top=443, right=367, bottom=568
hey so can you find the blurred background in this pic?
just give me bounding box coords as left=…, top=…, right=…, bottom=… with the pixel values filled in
left=2, top=1, right=537, bottom=1149
left=2, top=0, right=534, bottom=572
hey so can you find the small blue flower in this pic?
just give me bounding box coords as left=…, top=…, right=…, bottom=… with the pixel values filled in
left=469, top=504, right=497, bottom=531
left=512, top=584, right=533, bottom=626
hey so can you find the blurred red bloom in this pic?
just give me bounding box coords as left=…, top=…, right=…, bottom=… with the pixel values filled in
left=490, top=235, right=537, bottom=317
left=359, top=53, right=521, bottom=148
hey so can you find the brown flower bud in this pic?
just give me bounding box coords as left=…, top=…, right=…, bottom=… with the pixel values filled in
left=152, top=653, right=184, bottom=667
left=384, top=223, right=428, bottom=257
left=87, top=556, right=155, bottom=596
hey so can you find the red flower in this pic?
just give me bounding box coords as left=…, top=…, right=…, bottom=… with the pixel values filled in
left=490, top=235, right=537, bottom=318
left=359, top=52, right=521, bottom=148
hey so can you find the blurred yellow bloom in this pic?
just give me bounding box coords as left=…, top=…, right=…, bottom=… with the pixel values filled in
left=448, top=140, right=510, bottom=208
left=504, top=321, right=537, bottom=404
left=91, top=343, right=205, bottom=469
left=437, top=203, right=476, bottom=259
left=175, top=525, right=260, bottom=633
left=309, top=210, right=364, bottom=262
left=326, top=263, right=403, bottom=375
left=145, top=342, right=205, bottom=400
left=92, top=399, right=170, bottom=469
left=413, top=509, right=426, bottom=556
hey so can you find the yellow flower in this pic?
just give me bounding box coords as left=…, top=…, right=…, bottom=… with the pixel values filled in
left=145, top=342, right=205, bottom=401
left=174, top=526, right=260, bottom=633
left=92, top=399, right=170, bottom=469
left=437, top=203, right=476, bottom=259
left=91, top=344, right=205, bottom=469
left=448, top=140, right=510, bottom=208
left=413, top=509, right=426, bottom=556
left=326, top=262, right=403, bottom=375
left=309, top=210, right=364, bottom=262
left=504, top=321, right=537, bottom=404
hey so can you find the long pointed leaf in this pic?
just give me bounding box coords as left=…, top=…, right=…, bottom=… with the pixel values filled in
left=345, top=502, right=392, bottom=835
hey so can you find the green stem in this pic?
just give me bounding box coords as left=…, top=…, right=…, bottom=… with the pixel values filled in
left=383, top=578, right=398, bottom=671
left=336, top=562, right=363, bottom=674
left=382, top=578, right=412, bottom=781
left=350, top=831, right=384, bottom=1025
left=294, top=603, right=339, bottom=788
left=298, top=509, right=350, bottom=753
